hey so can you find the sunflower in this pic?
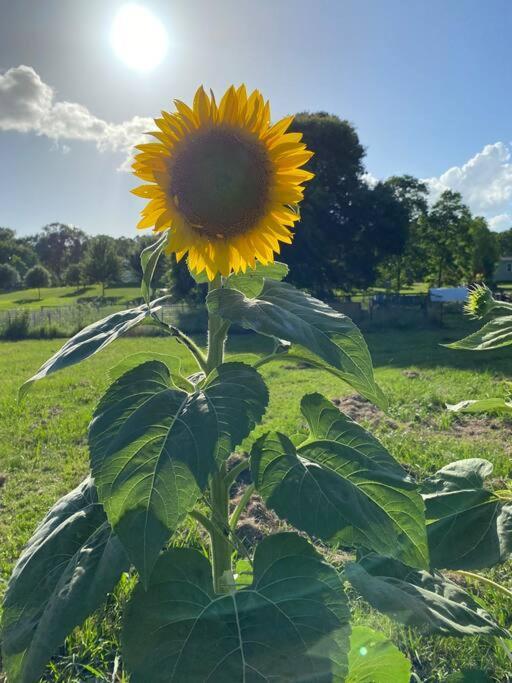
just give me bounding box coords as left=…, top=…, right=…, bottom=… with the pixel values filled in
left=132, top=85, right=314, bottom=280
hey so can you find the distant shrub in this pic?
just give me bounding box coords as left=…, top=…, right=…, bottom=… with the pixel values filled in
left=1, top=311, right=30, bottom=340
left=24, top=265, right=51, bottom=299
left=0, top=263, right=21, bottom=291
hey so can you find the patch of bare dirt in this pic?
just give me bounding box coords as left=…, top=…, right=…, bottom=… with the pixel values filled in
left=331, top=394, right=398, bottom=429
left=449, top=415, right=512, bottom=438
left=230, top=487, right=282, bottom=548
left=402, top=370, right=421, bottom=379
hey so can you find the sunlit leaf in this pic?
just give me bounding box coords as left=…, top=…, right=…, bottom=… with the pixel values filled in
left=251, top=393, right=428, bottom=568
left=345, top=554, right=507, bottom=637
left=207, top=280, right=386, bottom=408
left=89, top=360, right=268, bottom=584
left=140, top=233, right=167, bottom=305
left=447, top=315, right=512, bottom=351
left=422, top=459, right=512, bottom=570
left=346, top=626, right=411, bottom=683
left=227, top=260, right=289, bottom=298
left=447, top=398, right=512, bottom=414
left=122, top=533, right=350, bottom=682
left=2, top=478, right=128, bottom=683
left=20, top=297, right=169, bottom=399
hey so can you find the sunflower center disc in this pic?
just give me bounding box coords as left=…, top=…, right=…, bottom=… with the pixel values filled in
left=169, top=127, right=272, bottom=238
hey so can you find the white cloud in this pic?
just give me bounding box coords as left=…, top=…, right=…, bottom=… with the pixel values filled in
left=0, top=65, right=152, bottom=167
left=361, top=171, right=378, bottom=188
left=423, top=142, right=512, bottom=231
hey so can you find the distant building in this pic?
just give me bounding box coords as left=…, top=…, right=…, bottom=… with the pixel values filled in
left=494, top=256, right=512, bottom=282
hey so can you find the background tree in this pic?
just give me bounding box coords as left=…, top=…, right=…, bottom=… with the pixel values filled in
left=34, top=223, right=88, bottom=282
left=63, top=263, right=84, bottom=290
left=0, top=263, right=21, bottom=291
left=497, top=227, right=512, bottom=256
left=82, top=235, right=122, bottom=297
left=469, top=217, right=499, bottom=282
left=281, top=113, right=408, bottom=295
left=0, top=227, right=38, bottom=278
left=378, top=176, right=429, bottom=291
left=423, top=190, right=472, bottom=286
left=24, top=265, right=51, bottom=300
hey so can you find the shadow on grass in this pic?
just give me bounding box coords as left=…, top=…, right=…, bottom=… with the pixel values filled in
left=224, top=318, right=512, bottom=377
left=13, top=297, right=41, bottom=305
left=60, top=287, right=93, bottom=298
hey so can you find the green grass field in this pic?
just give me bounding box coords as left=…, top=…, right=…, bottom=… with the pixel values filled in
left=1, top=323, right=512, bottom=681
left=0, top=285, right=141, bottom=311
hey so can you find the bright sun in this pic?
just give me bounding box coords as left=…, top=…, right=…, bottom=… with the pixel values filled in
left=110, top=4, right=168, bottom=72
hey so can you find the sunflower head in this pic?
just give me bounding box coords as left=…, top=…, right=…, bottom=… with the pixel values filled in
left=464, top=283, right=496, bottom=319
left=132, top=85, right=314, bottom=280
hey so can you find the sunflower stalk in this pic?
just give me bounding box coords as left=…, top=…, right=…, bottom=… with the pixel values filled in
left=205, top=274, right=234, bottom=593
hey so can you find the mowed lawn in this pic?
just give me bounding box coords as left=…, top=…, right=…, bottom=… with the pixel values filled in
left=0, top=285, right=141, bottom=311
left=1, top=324, right=512, bottom=681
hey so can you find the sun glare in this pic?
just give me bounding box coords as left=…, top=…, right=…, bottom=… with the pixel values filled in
left=110, top=4, right=168, bottom=72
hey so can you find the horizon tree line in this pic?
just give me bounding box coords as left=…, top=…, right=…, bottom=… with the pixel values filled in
left=0, top=113, right=509, bottom=299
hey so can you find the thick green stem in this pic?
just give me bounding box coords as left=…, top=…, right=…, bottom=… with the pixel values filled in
left=206, top=274, right=229, bottom=373
left=230, top=483, right=255, bottom=530
left=205, top=274, right=233, bottom=593
left=210, top=463, right=233, bottom=593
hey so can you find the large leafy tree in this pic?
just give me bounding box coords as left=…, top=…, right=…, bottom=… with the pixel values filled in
left=82, top=235, right=122, bottom=297
left=33, top=223, right=88, bottom=282
left=379, top=176, right=429, bottom=291
left=0, top=227, right=38, bottom=277
left=424, top=190, right=473, bottom=287
left=281, top=113, right=408, bottom=295
left=469, top=217, right=499, bottom=282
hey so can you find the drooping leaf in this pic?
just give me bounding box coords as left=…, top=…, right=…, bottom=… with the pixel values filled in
left=207, top=281, right=387, bottom=408
left=89, top=360, right=268, bottom=584
left=251, top=393, right=428, bottom=568
left=447, top=397, right=512, bottom=414
left=422, top=459, right=512, bottom=570
left=447, top=315, right=512, bottom=351
left=122, top=533, right=350, bottom=682
left=345, top=554, right=507, bottom=637
left=346, top=626, right=411, bottom=683
left=2, top=478, right=128, bottom=683
left=20, top=297, right=169, bottom=398
left=109, top=352, right=195, bottom=391
left=227, top=261, right=289, bottom=298
left=140, top=233, right=167, bottom=305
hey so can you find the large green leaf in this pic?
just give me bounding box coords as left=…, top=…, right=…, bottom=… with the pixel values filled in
left=122, top=532, right=350, bottom=682
left=346, top=626, right=411, bottom=683
left=447, top=315, right=512, bottom=350
left=89, top=360, right=268, bottom=585
left=345, top=554, right=507, bottom=637
left=207, top=280, right=386, bottom=408
left=2, top=478, right=128, bottom=683
left=251, top=394, right=428, bottom=568
left=19, top=297, right=168, bottom=398
left=227, top=260, right=289, bottom=298
left=447, top=397, right=512, bottom=414
left=140, top=233, right=167, bottom=305
left=422, top=459, right=512, bottom=570
left=108, top=351, right=195, bottom=392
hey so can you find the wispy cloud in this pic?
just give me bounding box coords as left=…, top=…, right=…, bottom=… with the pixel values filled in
left=0, top=65, right=151, bottom=167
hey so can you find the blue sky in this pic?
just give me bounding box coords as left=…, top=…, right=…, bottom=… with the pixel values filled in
left=1, top=0, right=511, bottom=236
